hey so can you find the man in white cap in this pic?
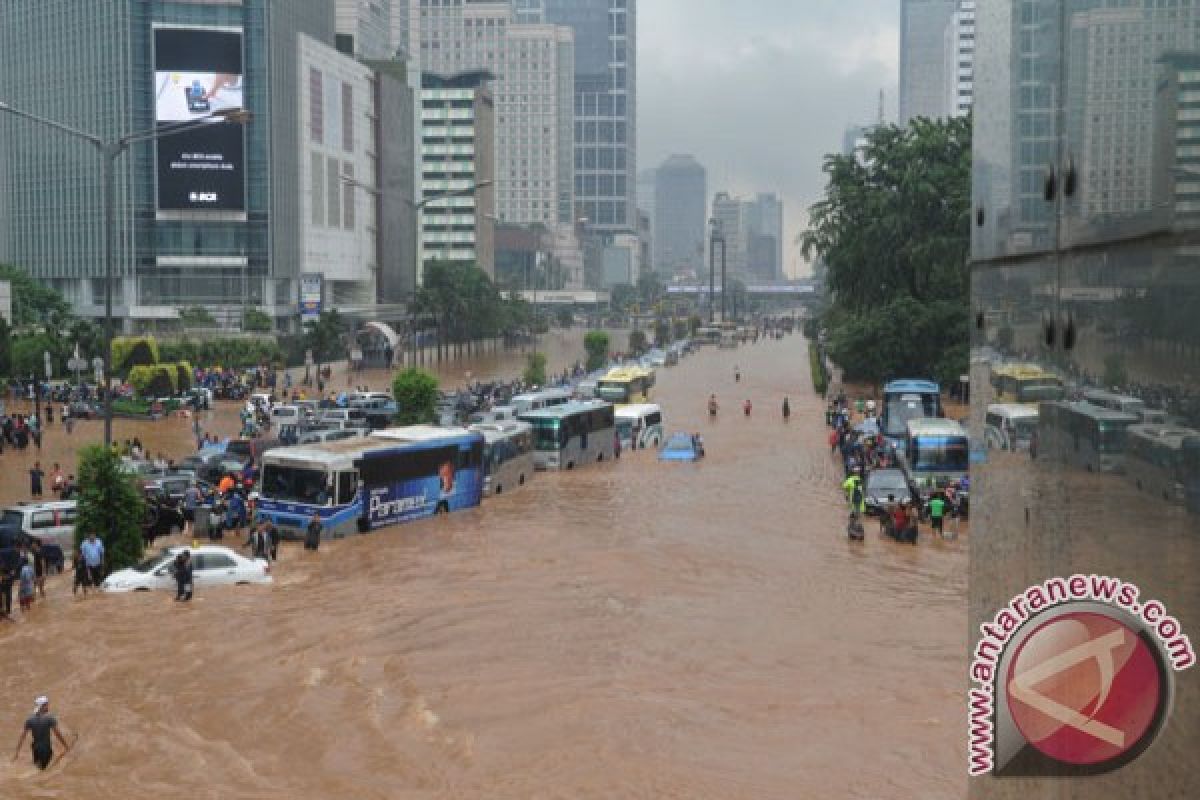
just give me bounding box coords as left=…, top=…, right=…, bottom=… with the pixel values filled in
left=12, top=695, right=70, bottom=769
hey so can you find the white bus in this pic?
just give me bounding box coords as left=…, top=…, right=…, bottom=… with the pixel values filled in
left=1124, top=424, right=1200, bottom=505
left=903, top=418, right=970, bottom=499
left=509, top=388, right=572, bottom=415
left=1037, top=401, right=1140, bottom=474
left=519, top=401, right=616, bottom=470
left=470, top=420, right=535, bottom=496
left=984, top=403, right=1039, bottom=451
left=1081, top=389, right=1168, bottom=425
left=615, top=403, right=665, bottom=451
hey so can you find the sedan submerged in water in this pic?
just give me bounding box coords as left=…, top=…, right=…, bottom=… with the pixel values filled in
left=101, top=546, right=272, bottom=593
left=658, top=432, right=705, bottom=462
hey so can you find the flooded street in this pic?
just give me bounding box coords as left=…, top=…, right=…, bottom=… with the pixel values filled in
left=1, top=334, right=967, bottom=799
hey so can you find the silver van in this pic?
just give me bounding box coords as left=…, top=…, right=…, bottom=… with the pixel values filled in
left=1, top=500, right=78, bottom=555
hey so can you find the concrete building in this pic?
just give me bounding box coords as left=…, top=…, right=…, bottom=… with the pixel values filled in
left=0, top=0, right=340, bottom=329
left=744, top=192, right=784, bottom=282
left=944, top=0, right=976, bottom=117
left=336, top=0, right=393, bottom=60
left=653, top=155, right=706, bottom=278
left=842, top=124, right=871, bottom=158
left=518, top=1, right=637, bottom=234
left=367, top=60, right=419, bottom=304
left=404, top=1, right=575, bottom=229
left=899, top=0, right=956, bottom=123
left=299, top=34, right=380, bottom=310
left=711, top=192, right=748, bottom=279
left=419, top=71, right=497, bottom=280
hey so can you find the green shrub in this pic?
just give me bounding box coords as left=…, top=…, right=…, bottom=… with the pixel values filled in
left=175, top=361, right=193, bottom=391
left=809, top=342, right=829, bottom=396
left=242, top=308, right=273, bottom=333
left=128, top=364, right=177, bottom=398
left=523, top=352, right=547, bottom=386
left=112, top=336, right=160, bottom=373
left=583, top=330, right=610, bottom=372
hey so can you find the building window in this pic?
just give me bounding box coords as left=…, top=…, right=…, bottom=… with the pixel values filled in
left=342, top=162, right=355, bottom=230
left=342, top=83, right=354, bottom=153
left=311, top=152, right=324, bottom=226
left=328, top=157, right=341, bottom=228
left=310, top=68, right=324, bottom=144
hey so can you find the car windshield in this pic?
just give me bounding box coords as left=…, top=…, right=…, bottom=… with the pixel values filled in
left=868, top=472, right=909, bottom=491
left=1, top=510, right=23, bottom=527
left=133, top=552, right=171, bottom=572
left=909, top=437, right=969, bottom=472
left=884, top=394, right=937, bottom=437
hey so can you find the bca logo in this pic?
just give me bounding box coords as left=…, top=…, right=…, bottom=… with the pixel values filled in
left=189, top=191, right=218, bottom=203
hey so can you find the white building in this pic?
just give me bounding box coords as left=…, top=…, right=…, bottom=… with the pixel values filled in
left=404, top=1, right=575, bottom=229
left=335, top=0, right=393, bottom=60
left=299, top=34, right=379, bottom=308
left=711, top=192, right=748, bottom=279
left=944, top=0, right=975, bottom=117
left=419, top=71, right=496, bottom=280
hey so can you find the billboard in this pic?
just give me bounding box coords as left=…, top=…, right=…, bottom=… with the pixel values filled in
left=300, top=273, right=323, bottom=321
left=154, top=27, right=245, bottom=212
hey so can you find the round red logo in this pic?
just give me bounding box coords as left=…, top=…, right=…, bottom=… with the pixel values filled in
left=1005, top=611, right=1164, bottom=766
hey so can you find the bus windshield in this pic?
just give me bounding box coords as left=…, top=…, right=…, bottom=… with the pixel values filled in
left=596, top=381, right=629, bottom=403
left=909, top=436, right=969, bottom=472
left=261, top=465, right=330, bottom=505
left=885, top=393, right=937, bottom=437
left=529, top=419, right=563, bottom=451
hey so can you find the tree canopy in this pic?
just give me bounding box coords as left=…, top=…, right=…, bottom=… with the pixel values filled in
left=800, top=115, right=972, bottom=384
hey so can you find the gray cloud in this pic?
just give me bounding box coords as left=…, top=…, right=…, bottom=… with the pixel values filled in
left=637, top=0, right=899, bottom=277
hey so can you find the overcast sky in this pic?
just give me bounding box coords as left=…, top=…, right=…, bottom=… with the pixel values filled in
left=637, top=0, right=900, bottom=278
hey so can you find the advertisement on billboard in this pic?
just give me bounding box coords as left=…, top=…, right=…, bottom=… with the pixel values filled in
left=300, top=274, right=323, bottom=321
left=153, top=27, right=245, bottom=212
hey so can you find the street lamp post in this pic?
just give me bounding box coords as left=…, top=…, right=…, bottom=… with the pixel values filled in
left=0, top=101, right=251, bottom=447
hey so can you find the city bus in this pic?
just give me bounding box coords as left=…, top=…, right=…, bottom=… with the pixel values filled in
left=615, top=403, right=665, bottom=450
left=1036, top=401, right=1140, bottom=474
left=509, top=387, right=572, bottom=414
left=1124, top=424, right=1200, bottom=507
left=596, top=366, right=653, bottom=405
left=881, top=379, right=942, bottom=456
left=984, top=403, right=1039, bottom=451
left=992, top=364, right=1064, bottom=405
left=902, top=418, right=970, bottom=500
left=470, top=420, right=535, bottom=496
left=256, top=426, right=485, bottom=539
left=519, top=401, right=616, bottom=470
left=1082, top=389, right=1168, bottom=425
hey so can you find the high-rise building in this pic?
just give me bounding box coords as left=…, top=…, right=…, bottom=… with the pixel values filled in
left=711, top=192, right=748, bottom=279
left=336, top=0, right=393, bottom=60
left=944, top=0, right=976, bottom=117
left=419, top=71, right=496, bottom=280
left=0, top=0, right=347, bottom=328
left=745, top=192, right=784, bottom=282
left=405, top=1, right=575, bottom=228
left=899, top=0, right=956, bottom=123
left=516, top=1, right=637, bottom=233
left=653, top=155, right=706, bottom=278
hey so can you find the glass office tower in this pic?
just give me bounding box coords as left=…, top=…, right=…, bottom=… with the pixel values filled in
left=0, top=0, right=333, bottom=329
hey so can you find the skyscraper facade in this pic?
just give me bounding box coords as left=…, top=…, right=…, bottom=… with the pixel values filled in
left=516, top=0, right=637, bottom=233
left=745, top=192, right=784, bottom=281
left=653, top=155, right=706, bottom=278
left=899, top=0, right=956, bottom=123
left=0, top=0, right=341, bottom=327
left=944, top=0, right=976, bottom=117
left=408, top=1, right=575, bottom=228
left=335, top=0, right=393, bottom=60
left=711, top=192, right=748, bottom=279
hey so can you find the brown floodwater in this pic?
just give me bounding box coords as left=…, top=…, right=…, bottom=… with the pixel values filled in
left=0, top=332, right=967, bottom=799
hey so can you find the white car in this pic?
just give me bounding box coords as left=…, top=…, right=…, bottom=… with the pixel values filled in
left=101, top=546, right=273, bottom=593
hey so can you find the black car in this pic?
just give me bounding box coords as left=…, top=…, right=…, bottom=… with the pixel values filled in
left=863, top=468, right=919, bottom=517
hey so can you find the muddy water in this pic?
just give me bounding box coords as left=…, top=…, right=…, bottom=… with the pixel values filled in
left=0, top=334, right=967, bottom=799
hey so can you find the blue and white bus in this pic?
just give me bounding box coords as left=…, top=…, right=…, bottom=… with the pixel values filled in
left=881, top=379, right=942, bottom=456
left=520, top=401, right=616, bottom=470
left=902, top=418, right=970, bottom=501
left=256, top=426, right=484, bottom=539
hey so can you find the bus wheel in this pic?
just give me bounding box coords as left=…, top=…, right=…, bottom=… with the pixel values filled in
left=598, top=453, right=604, bottom=462
left=435, top=501, right=449, bottom=515
left=567, top=462, right=575, bottom=470
left=496, top=485, right=503, bottom=495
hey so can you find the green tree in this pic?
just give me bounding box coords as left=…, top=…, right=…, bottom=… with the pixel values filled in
left=637, top=271, right=665, bottom=308
left=9, top=333, right=60, bottom=379
left=75, top=445, right=146, bottom=573
left=610, top=283, right=637, bottom=312
left=242, top=308, right=273, bottom=333
left=583, top=330, right=610, bottom=371
left=0, top=317, right=11, bottom=378
left=628, top=329, right=648, bottom=355
left=0, top=263, right=71, bottom=327
left=523, top=352, right=548, bottom=386
left=179, top=306, right=217, bottom=328
left=800, top=115, right=971, bottom=384
left=303, top=310, right=347, bottom=371
left=392, top=368, right=439, bottom=425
